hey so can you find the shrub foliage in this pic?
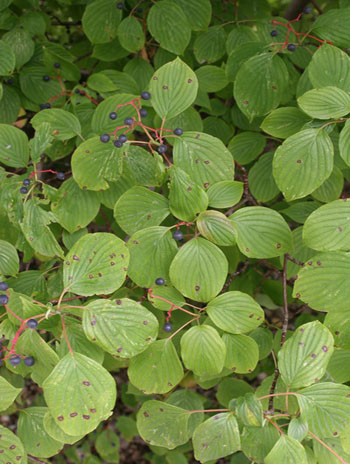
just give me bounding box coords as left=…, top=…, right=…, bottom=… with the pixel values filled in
left=1, top=0, right=350, bottom=463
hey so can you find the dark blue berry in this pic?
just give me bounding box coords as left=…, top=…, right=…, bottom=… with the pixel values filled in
left=9, top=355, right=21, bottom=366
left=100, top=134, right=110, bottom=143
left=43, top=75, right=50, bottom=81
left=163, top=322, right=172, bottom=332
left=27, top=319, right=38, bottom=329
left=173, top=128, right=183, bottom=136
left=0, top=295, right=9, bottom=305
left=114, top=140, right=123, bottom=148
left=54, top=62, right=61, bottom=68
left=109, top=112, right=117, bottom=120
left=155, top=277, right=165, bottom=285
left=172, top=230, right=183, bottom=241
left=287, top=44, right=296, bottom=51
left=24, top=356, right=35, bottom=367
left=157, top=145, right=167, bottom=153
left=270, top=30, right=278, bottom=37
left=45, top=103, right=51, bottom=109
left=0, top=282, right=8, bottom=291
left=75, top=89, right=81, bottom=94
left=124, top=117, right=134, bottom=126
left=303, top=6, right=312, bottom=14
left=23, top=178, right=30, bottom=186
left=39, top=104, right=46, bottom=110
left=20, top=187, right=28, bottom=194
left=141, top=91, right=151, bottom=100
left=116, top=1, right=123, bottom=8
left=56, top=172, right=65, bottom=181
left=7, top=78, right=13, bottom=85
left=140, top=109, right=147, bottom=118
left=119, top=134, right=127, bottom=143
left=137, top=7, right=143, bottom=13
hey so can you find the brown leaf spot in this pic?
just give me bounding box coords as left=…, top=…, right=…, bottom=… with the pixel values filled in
left=83, top=415, right=90, bottom=420
left=110, top=261, right=115, bottom=266
left=143, top=411, right=150, bottom=417
left=146, top=215, right=151, bottom=220
left=57, top=416, right=64, bottom=421
left=204, top=160, right=210, bottom=165
left=335, top=331, right=340, bottom=335
left=232, top=367, right=236, bottom=371
left=322, top=346, right=328, bottom=352
left=133, top=240, right=139, bottom=245
left=16, top=457, right=22, bottom=461
left=143, top=320, right=149, bottom=325
left=91, top=318, right=96, bottom=326
left=73, top=255, right=79, bottom=261
left=317, top=261, right=322, bottom=266
left=70, top=412, right=78, bottom=417
left=9, top=445, right=16, bottom=450
left=308, top=261, right=312, bottom=265
left=117, top=347, right=123, bottom=353
left=195, top=285, right=200, bottom=291
left=66, top=261, right=71, bottom=265
left=159, top=408, right=164, bottom=412
left=248, top=313, right=254, bottom=318
left=296, top=159, right=302, bottom=164
left=195, top=134, right=200, bottom=139
left=167, top=382, right=172, bottom=386
left=162, top=85, right=168, bottom=89
left=110, top=253, right=116, bottom=258
left=116, top=299, right=122, bottom=305
left=338, top=227, right=343, bottom=232
left=83, top=381, right=91, bottom=386
left=296, top=292, right=300, bottom=298
left=187, top=186, right=192, bottom=191
left=242, top=100, right=249, bottom=105
left=333, top=431, right=338, bottom=436
left=246, top=247, right=249, bottom=252
left=298, top=342, right=305, bottom=346
left=187, top=79, right=192, bottom=83
left=272, top=85, right=277, bottom=89
left=299, top=327, right=304, bottom=332
left=276, top=243, right=281, bottom=249
left=311, top=353, right=316, bottom=358
left=88, top=274, right=94, bottom=279
left=90, top=408, right=96, bottom=413
left=153, top=76, right=158, bottom=80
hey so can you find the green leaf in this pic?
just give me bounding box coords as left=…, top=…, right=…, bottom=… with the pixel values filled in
left=0, top=239, right=19, bottom=276
left=241, top=424, right=279, bottom=463
left=169, top=166, right=209, bottom=222
left=207, top=291, right=264, bottom=334
left=128, top=339, right=183, bottom=394
left=137, top=401, right=190, bottom=449
left=339, top=119, right=350, bottom=167
left=298, top=383, right=350, bottom=438
left=278, top=321, right=334, bottom=388
left=15, top=329, right=60, bottom=386
left=303, top=199, right=350, bottom=251
left=18, top=407, right=63, bottom=458
left=82, top=0, right=121, bottom=44
left=0, top=376, right=21, bottom=411
left=43, top=49, right=80, bottom=82
left=197, top=210, right=236, bottom=246
left=0, top=124, right=29, bottom=168
left=117, top=16, right=144, bottom=52
left=87, top=73, right=119, bottom=93
left=223, top=334, right=259, bottom=374
left=147, top=1, right=191, bottom=55
left=31, top=108, right=81, bottom=141
left=260, top=107, right=310, bottom=139
left=174, top=0, right=211, bottom=31
left=63, top=233, right=128, bottom=296
left=265, top=435, right=308, bottom=464
left=327, top=349, right=350, bottom=383
left=43, top=353, right=116, bottom=436
left=95, top=429, right=120, bottom=460
left=169, top=237, right=228, bottom=302
left=283, top=226, right=316, bottom=279
left=248, top=152, right=280, bottom=202
left=236, top=393, right=263, bottom=427
left=293, top=251, right=350, bottom=312
left=311, top=166, right=344, bottom=203
left=52, top=178, right=100, bottom=234
left=20, top=199, right=64, bottom=259
left=308, top=44, right=350, bottom=91
left=234, top=53, right=289, bottom=120
left=0, top=425, right=26, bottom=463
left=228, top=131, right=266, bottom=165
left=166, top=389, right=205, bottom=436
left=29, top=122, right=53, bottom=163
left=124, top=145, right=163, bottom=187
left=313, top=437, right=350, bottom=464
left=325, top=308, right=350, bottom=349
left=149, top=58, right=198, bottom=120
left=192, top=413, right=240, bottom=463
left=19, top=66, right=62, bottom=104
left=82, top=298, right=158, bottom=358
left=173, top=131, right=234, bottom=188
left=195, top=65, right=228, bottom=92
left=0, top=40, right=15, bottom=75
left=229, top=206, right=292, bottom=258
left=207, top=181, right=243, bottom=208
left=216, top=378, right=254, bottom=408
left=273, top=129, right=334, bottom=201
left=312, top=8, right=350, bottom=48
left=226, top=25, right=258, bottom=53
left=43, top=411, right=84, bottom=445
left=0, top=85, right=21, bottom=124
left=114, top=186, right=169, bottom=235
left=180, top=325, right=226, bottom=376
left=298, top=86, right=350, bottom=120
left=193, top=26, right=226, bottom=64
left=2, top=28, right=34, bottom=68
left=57, top=321, right=104, bottom=364
left=127, top=226, right=178, bottom=288
left=226, top=42, right=265, bottom=82
left=288, top=417, right=308, bottom=442
left=71, top=136, right=123, bottom=191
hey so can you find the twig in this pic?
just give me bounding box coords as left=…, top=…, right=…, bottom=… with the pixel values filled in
left=221, top=258, right=249, bottom=293
left=286, top=254, right=304, bottom=266
left=309, top=431, right=347, bottom=463
left=310, top=0, right=323, bottom=14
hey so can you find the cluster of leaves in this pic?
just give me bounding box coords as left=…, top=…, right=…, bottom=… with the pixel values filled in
left=2, top=0, right=350, bottom=463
